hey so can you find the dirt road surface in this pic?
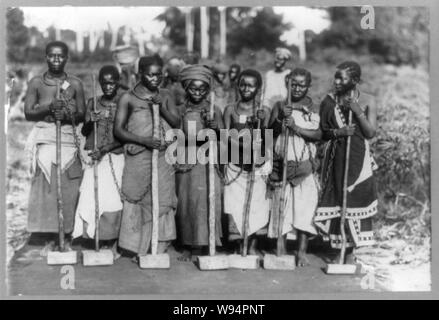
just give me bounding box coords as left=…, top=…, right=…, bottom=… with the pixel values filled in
left=7, top=237, right=383, bottom=296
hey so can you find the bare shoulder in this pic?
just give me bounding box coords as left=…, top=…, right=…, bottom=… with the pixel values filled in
left=159, top=87, right=172, bottom=98
left=263, top=106, right=271, bottom=115
left=28, top=74, right=43, bottom=87
left=66, top=75, right=83, bottom=88
left=272, top=100, right=282, bottom=111
left=118, top=91, right=132, bottom=105
left=176, top=103, right=186, bottom=115
left=360, top=91, right=376, bottom=102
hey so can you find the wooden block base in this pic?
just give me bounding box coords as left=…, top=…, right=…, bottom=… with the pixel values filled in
left=139, top=254, right=170, bottom=269
left=197, top=255, right=229, bottom=270
left=263, top=254, right=295, bottom=270
left=228, top=254, right=259, bottom=269
left=47, top=251, right=78, bottom=265
left=325, top=263, right=358, bottom=275
left=82, top=249, right=114, bottom=266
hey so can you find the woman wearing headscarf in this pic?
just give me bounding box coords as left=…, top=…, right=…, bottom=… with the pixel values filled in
left=175, top=64, right=224, bottom=261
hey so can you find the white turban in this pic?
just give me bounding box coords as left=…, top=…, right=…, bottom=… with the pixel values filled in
left=275, top=47, right=292, bottom=60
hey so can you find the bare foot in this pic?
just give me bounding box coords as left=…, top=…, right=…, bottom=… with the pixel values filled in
left=40, top=241, right=55, bottom=257
left=345, top=252, right=356, bottom=265
left=297, top=251, right=310, bottom=267
left=331, top=253, right=342, bottom=264
left=64, top=240, right=73, bottom=252
left=248, top=237, right=259, bottom=256
left=177, top=249, right=192, bottom=262
left=111, top=242, right=121, bottom=261
left=157, top=242, right=169, bottom=254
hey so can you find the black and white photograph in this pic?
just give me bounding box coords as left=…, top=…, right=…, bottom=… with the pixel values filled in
left=3, top=4, right=432, bottom=297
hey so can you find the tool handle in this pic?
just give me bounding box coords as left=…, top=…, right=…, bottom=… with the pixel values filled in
left=151, top=101, right=160, bottom=255
left=208, top=91, right=216, bottom=256
left=55, top=80, right=65, bottom=251
left=339, top=89, right=355, bottom=264
left=91, top=75, right=101, bottom=251
left=242, top=83, right=264, bottom=256
left=276, top=76, right=292, bottom=256
left=339, top=109, right=353, bottom=264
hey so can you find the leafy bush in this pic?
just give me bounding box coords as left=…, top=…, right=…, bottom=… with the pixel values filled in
left=308, top=7, right=429, bottom=67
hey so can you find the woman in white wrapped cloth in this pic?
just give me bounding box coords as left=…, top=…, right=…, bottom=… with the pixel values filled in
left=268, top=68, right=321, bottom=267
left=223, top=69, right=271, bottom=255
left=73, top=66, right=125, bottom=258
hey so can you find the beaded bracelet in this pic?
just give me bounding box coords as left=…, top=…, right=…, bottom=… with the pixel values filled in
left=357, top=112, right=367, bottom=119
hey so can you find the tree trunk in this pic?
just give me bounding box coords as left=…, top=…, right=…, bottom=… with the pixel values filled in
left=298, top=29, right=307, bottom=61
left=200, top=7, right=209, bottom=59
left=185, top=8, right=194, bottom=52
left=76, top=31, right=84, bottom=53
left=219, top=7, right=226, bottom=57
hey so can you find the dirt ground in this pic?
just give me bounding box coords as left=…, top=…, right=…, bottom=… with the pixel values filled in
left=6, top=121, right=431, bottom=296
left=7, top=236, right=383, bottom=296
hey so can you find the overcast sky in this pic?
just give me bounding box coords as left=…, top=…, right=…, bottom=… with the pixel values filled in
left=21, top=6, right=330, bottom=45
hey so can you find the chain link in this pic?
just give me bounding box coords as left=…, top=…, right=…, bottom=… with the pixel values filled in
left=59, top=92, right=94, bottom=167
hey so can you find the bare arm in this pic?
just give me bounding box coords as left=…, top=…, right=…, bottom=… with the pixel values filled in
left=114, top=93, right=160, bottom=149
left=24, top=78, right=52, bottom=121
left=81, top=98, right=94, bottom=137
left=70, top=78, right=86, bottom=124
left=160, top=92, right=181, bottom=128
left=354, top=97, right=377, bottom=139
left=291, top=110, right=322, bottom=142
left=260, top=107, right=271, bottom=129
left=223, top=105, right=233, bottom=130
left=292, top=126, right=322, bottom=142
left=268, top=103, right=283, bottom=138
left=114, top=93, right=144, bottom=145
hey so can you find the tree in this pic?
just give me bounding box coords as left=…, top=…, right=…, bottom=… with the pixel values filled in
left=7, top=8, right=29, bottom=63
left=227, top=7, right=291, bottom=55
left=309, top=7, right=428, bottom=66
left=156, top=7, right=290, bottom=58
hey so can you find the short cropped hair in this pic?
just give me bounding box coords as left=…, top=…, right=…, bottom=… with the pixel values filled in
left=45, top=41, right=69, bottom=55
left=237, top=69, right=263, bottom=89
left=99, top=65, right=120, bottom=82
left=138, top=54, right=164, bottom=73
left=288, top=67, right=312, bottom=86
left=229, top=63, right=241, bottom=72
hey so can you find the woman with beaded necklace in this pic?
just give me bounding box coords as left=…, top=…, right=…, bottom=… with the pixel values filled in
left=24, top=41, right=86, bottom=256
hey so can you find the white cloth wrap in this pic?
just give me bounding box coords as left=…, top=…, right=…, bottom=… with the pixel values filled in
left=224, top=163, right=270, bottom=237
left=270, top=109, right=320, bottom=239
left=72, top=153, right=125, bottom=239
left=25, top=121, right=81, bottom=183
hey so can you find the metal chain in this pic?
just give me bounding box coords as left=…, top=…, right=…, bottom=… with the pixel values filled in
left=216, top=163, right=244, bottom=186
left=60, top=93, right=94, bottom=167
left=108, top=152, right=152, bottom=204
